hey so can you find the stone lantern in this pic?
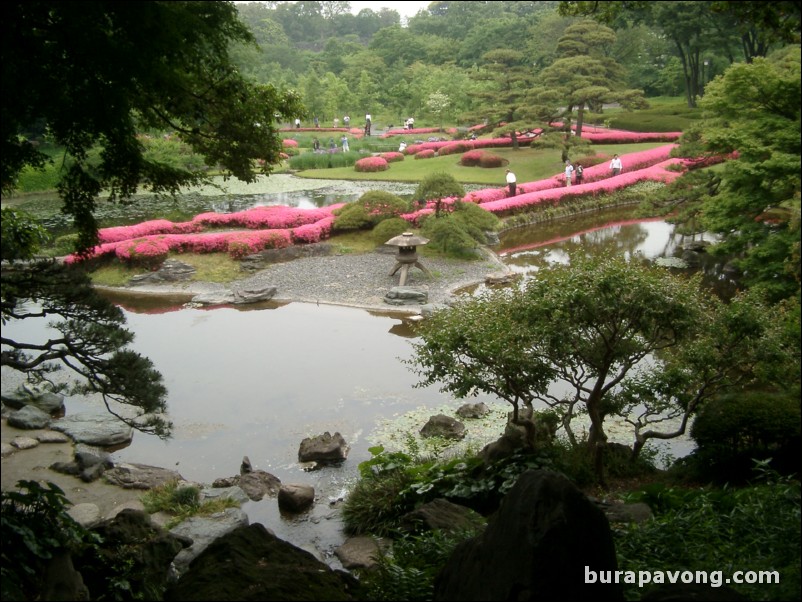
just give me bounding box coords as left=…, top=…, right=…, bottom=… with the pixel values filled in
left=385, top=232, right=431, bottom=286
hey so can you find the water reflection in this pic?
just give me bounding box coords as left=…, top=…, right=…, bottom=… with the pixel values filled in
left=486, top=208, right=738, bottom=300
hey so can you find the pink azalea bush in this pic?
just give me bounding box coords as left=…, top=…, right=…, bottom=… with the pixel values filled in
left=282, top=139, right=299, bottom=148
left=354, top=157, right=389, bottom=172
left=439, top=142, right=476, bottom=156
left=380, top=152, right=405, bottom=162
left=414, top=149, right=436, bottom=159
left=115, top=238, right=170, bottom=267
left=460, top=150, right=486, bottom=166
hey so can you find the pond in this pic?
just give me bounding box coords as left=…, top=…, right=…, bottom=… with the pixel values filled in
left=1, top=199, right=736, bottom=567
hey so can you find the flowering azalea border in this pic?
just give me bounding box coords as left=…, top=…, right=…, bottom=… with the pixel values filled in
left=66, top=134, right=724, bottom=266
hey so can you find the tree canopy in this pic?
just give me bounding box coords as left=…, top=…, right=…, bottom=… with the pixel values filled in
left=1, top=1, right=304, bottom=251
left=407, top=254, right=792, bottom=483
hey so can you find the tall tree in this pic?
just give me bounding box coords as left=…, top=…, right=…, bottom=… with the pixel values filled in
left=533, top=19, right=647, bottom=137
left=663, top=46, right=801, bottom=302
left=466, top=49, right=534, bottom=149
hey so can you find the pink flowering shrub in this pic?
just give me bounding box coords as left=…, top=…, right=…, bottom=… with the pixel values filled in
left=282, top=139, right=299, bottom=148
left=414, top=149, right=436, bottom=159
left=380, top=152, right=405, bottom=163
left=354, top=157, right=389, bottom=172
left=460, top=150, right=486, bottom=167
left=292, top=216, right=334, bottom=243
left=440, top=142, right=476, bottom=156
left=115, top=238, right=170, bottom=267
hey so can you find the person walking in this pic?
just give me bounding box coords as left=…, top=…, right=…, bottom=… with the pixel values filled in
left=343, top=115, right=350, bottom=127
left=610, top=154, right=623, bottom=176
left=564, top=160, right=575, bottom=187
left=575, top=163, right=584, bottom=185
left=364, top=113, right=372, bottom=136
left=341, top=135, right=349, bottom=152
left=294, top=118, right=301, bottom=129
left=313, top=116, right=319, bottom=128
left=505, top=169, right=517, bottom=197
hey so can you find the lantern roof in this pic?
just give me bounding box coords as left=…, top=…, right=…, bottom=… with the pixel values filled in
left=384, top=232, right=429, bottom=247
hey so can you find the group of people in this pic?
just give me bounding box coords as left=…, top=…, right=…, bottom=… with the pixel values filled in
left=404, top=117, right=415, bottom=129
left=504, top=154, right=624, bottom=197
left=311, top=135, right=350, bottom=152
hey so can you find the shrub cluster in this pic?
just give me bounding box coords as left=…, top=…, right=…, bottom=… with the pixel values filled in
left=380, top=151, right=405, bottom=163
left=354, top=156, right=390, bottom=172
left=333, top=190, right=410, bottom=232
left=414, top=150, right=436, bottom=160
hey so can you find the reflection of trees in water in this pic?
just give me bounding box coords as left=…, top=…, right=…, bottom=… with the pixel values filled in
left=498, top=211, right=738, bottom=300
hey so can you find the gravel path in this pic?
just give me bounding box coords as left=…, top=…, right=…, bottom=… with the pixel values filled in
left=116, top=248, right=511, bottom=312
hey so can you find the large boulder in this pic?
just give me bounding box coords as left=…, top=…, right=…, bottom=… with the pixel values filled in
left=164, top=523, right=363, bottom=601
left=433, top=469, right=623, bottom=601
left=1, top=382, right=65, bottom=415
left=420, top=414, right=465, bottom=440
left=298, top=431, right=348, bottom=465
left=50, top=412, right=133, bottom=447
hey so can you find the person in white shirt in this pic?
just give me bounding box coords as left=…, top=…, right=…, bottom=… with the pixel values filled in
left=505, top=169, right=517, bottom=197
left=610, top=154, right=623, bottom=176
left=564, top=160, right=575, bottom=187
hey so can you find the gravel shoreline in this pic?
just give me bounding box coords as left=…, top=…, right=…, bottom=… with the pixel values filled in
left=105, top=247, right=511, bottom=312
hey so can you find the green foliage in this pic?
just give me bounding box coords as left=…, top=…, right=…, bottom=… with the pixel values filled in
left=412, top=172, right=466, bottom=208
left=371, top=217, right=412, bottom=246
left=343, top=443, right=554, bottom=536
left=419, top=201, right=500, bottom=258
left=141, top=481, right=238, bottom=529
left=2, top=1, right=305, bottom=252
left=686, top=391, right=801, bottom=482
left=287, top=150, right=362, bottom=170
left=333, top=190, right=410, bottom=232
left=671, top=49, right=801, bottom=302
left=0, top=207, right=50, bottom=261
left=362, top=529, right=482, bottom=602
left=1, top=480, right=99, bottom=601
left=616, top=466, right=801, bottom=601
left=420, top=214, right=483, bottom=258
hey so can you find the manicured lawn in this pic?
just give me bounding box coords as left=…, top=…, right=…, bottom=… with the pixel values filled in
left=296, top=142, right=670, bottom=186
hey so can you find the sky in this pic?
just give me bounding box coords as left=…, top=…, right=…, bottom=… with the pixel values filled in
left=348, top=1, right=432, bottom=20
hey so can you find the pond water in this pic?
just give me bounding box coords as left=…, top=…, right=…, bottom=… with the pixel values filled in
left=1, top=200, right=736, bottom=567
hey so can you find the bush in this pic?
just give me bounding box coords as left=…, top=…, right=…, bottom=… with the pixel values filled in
left=355, top=156, right=390, bottom=172
left=686, top=391, right=801, bottom=483
left=477, top=153, right=504, bottom=168
left=333, top=190, right=410, bottom=232
left=414, top=150, right=436, bottom=160
left=616, top=468, right=801, bottom=602
left=371, top=217, right=411, bottom=246
left=381, top=152, right=405, bottom=163
left=459, top=150, right=485, bottom=167
left=421, top=214, right=483, bottom=258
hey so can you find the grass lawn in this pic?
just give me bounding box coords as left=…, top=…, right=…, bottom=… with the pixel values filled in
left=295, top=142, right=670, bottom=186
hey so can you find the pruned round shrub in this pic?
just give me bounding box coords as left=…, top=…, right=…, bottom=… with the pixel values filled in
left=281, top=139, right=298, bottom=148
left=371, top=217, right=411, bottom=246
left=478, top=153, right=504, bottom=168
left=460, top=150, right=485, bottom=167
left=380, top=152, right=405, bottom=163
left=355, top=157, right=389, bottom=172
left=688, top=391, right=801, bottom=482
left=414, top=150, right=436, bottom=160
left=333, top=190, right=410, bottom=232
